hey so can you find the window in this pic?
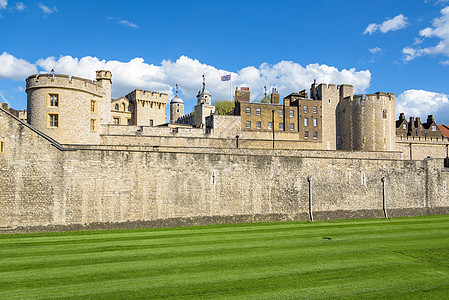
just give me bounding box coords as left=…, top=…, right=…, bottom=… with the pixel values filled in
left=279, top=109, right=283, bottom=117
left=49, top=94, right=59, bottom=107
left=113, top=117, right=119, bottom=125
left=256, top=121, right=261, bottom=129
left=48, top=113, right=58, bottom=128
left=313, top=106, right=317, bottom=114
left=304, top=118, right=309, bottom=126
left=304, top=131, right=309, bottom=139
left=91, top=100, right=96, bottom=112
left=432, top=125, right=437, bottom=131
left=122, top=103, right=126, bottom=111
left=279, top=123, right=284, bottom=131
left=313, top=131, right=318, bottom=139
left=114, top=104, right=119, bottom=110
left=150, top=120, right=154, bottom=126
left=256, top=108, right=261, bottom=116
left=0, top=140, right=4, bottom=153
left=290, top=110, right=294, bottom=118
left=246, top=121, right=251, bottom=129
left=127, top=118, right=131, bottom=125
left=403, top=124, right=407, bottom=130
left=304, top=105, right=308, bottom=113
left=246, top=107, right=251, bottom=115
left=176, top=109, right=179, bottom=113
left=128, top=105, right=131, bottom=111
left=90, top=119, right=96, bottom=131
left=290, top=123, right=295, bottom=131
left=313, top=118, right=317, bottom=127
left=382, top=109, right=387, bottom=119
left=268, top=122, right=273, bottom=130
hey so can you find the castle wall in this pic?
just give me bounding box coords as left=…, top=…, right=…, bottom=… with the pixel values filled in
left=396, top=137, right=449, bottom=160
left=1, top=108, right=448, bottom=231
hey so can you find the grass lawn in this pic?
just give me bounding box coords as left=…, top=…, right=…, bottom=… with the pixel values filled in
left=1, top=215, right=449, bottom=299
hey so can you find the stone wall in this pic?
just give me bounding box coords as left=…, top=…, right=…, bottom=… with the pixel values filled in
left=1, top=108, right=449, bottom=232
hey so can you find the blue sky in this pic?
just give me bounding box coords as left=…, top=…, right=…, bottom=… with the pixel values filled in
left=1, top=0, right=449, bottom=122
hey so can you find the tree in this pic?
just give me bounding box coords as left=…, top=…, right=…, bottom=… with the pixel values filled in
left=213, top=100, right=235, bottom=115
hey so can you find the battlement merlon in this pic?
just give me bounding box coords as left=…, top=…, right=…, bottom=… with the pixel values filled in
left=26, top=73, right=106, bottom=97
left=125, top=89, right=168, bottom=104
left=96, top=70, right=112, bottom=83
left=310, top=82, right=354, bottom=100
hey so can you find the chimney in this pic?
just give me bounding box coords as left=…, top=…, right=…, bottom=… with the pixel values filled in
left=271, top=88, right=280, bottom=104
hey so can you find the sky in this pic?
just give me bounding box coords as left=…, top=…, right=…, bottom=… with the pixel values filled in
left=1, top=0, right=449, bottom=123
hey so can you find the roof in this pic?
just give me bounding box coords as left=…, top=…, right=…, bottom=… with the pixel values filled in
left=437, top=125, right=449, bottom=137
left=170, top=95, right=184, bottom=104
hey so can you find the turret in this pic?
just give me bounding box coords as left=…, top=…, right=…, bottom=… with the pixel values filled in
left=170, top=84, right=184, bottom=123
left=95, top=70, right=112, bottom=127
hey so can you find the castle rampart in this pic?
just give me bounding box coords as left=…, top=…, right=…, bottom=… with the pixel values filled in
left=1, top=108, right=448, bottom=231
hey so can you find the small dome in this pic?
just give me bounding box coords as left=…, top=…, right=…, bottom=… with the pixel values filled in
left=170, top=95, right=183, bottom=104
left=171, top=83, right=183, bottom=104
left=198, top=87, right=211, bottom=96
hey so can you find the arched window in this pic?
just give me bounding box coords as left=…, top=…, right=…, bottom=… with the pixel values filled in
left=127, top=105, right=131, bottom=112
left=122, top=103, right=126, bottom=111
left=115, top=104, right=119, bottom=110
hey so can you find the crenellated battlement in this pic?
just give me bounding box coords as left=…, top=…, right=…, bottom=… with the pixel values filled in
left=350, top=92, right=395, bottom=105
left=125, top=89, right=168, bottom=104
left=26, top=73, right=105, bottom=96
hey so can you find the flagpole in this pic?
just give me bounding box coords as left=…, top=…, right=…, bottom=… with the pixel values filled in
left=230, top=74, right=232, bottom=101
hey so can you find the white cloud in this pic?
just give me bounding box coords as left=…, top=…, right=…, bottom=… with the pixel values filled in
left=441, top=59, right=449, bottom=65
left=38, top=3, right=56, bottom=14
left=0, top=52, right=38, bottom=81
left=119, top=20, right=138, bottom=28
left=396, top=89, right=449, bottom=121
left=368, top=47, right=382, bottom=54
left=0, top=91, right=9, bottom=105
left=0, top=0, right=7, bottom=9
left=364, top=14, right=409, bottom=35
left=403, top=6, right=449, bottom=61
left=107, top=17, right=139, bottom=29
left=12, top=2, right=25, bottom=11
left=36, top=55, right=371, bottom=101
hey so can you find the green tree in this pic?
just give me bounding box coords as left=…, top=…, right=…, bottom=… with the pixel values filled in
left=213, top=100, right=235, bottom=115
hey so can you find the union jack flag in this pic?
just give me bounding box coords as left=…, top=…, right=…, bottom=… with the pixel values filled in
left=221, top=74, right=231, bottom=81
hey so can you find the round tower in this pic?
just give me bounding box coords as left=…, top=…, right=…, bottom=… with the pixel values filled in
left=26, top=71, right=111, bottom=144
left=95, top=70, right=112, bottom=126
left=170, top=84, right=184, bottom=123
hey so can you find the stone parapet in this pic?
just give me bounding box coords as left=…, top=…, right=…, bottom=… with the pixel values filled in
left=26, top=74, right=104, bottom=96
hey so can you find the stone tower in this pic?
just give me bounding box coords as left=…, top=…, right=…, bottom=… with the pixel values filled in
left=337, top=92, right=395, bottom=151
left=310, top=80, right=353, bottom=150
left=194, top=74, right=215, bottom=128
left=196, top=74, right=211, bottom=105
left=170, top=84, right=184, bottom=123
left=95, top=70, right=112, bottom=127
left=26, top=70, right=112, bottom=144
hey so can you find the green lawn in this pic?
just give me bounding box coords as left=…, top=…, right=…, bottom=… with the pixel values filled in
left=1, top=215, right=449, bottom=299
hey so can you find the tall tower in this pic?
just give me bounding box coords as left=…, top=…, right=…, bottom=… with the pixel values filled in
left=170, top=84, right=184, bottom=123
left=196, top=74, right=211, bottom=105
left=194, top=74, right=215, bottom=128
left=95, top=70, right=112, bottom=127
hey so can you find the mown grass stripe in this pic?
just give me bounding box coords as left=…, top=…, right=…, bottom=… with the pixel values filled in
left=0, top=215, right=448, bottom=299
